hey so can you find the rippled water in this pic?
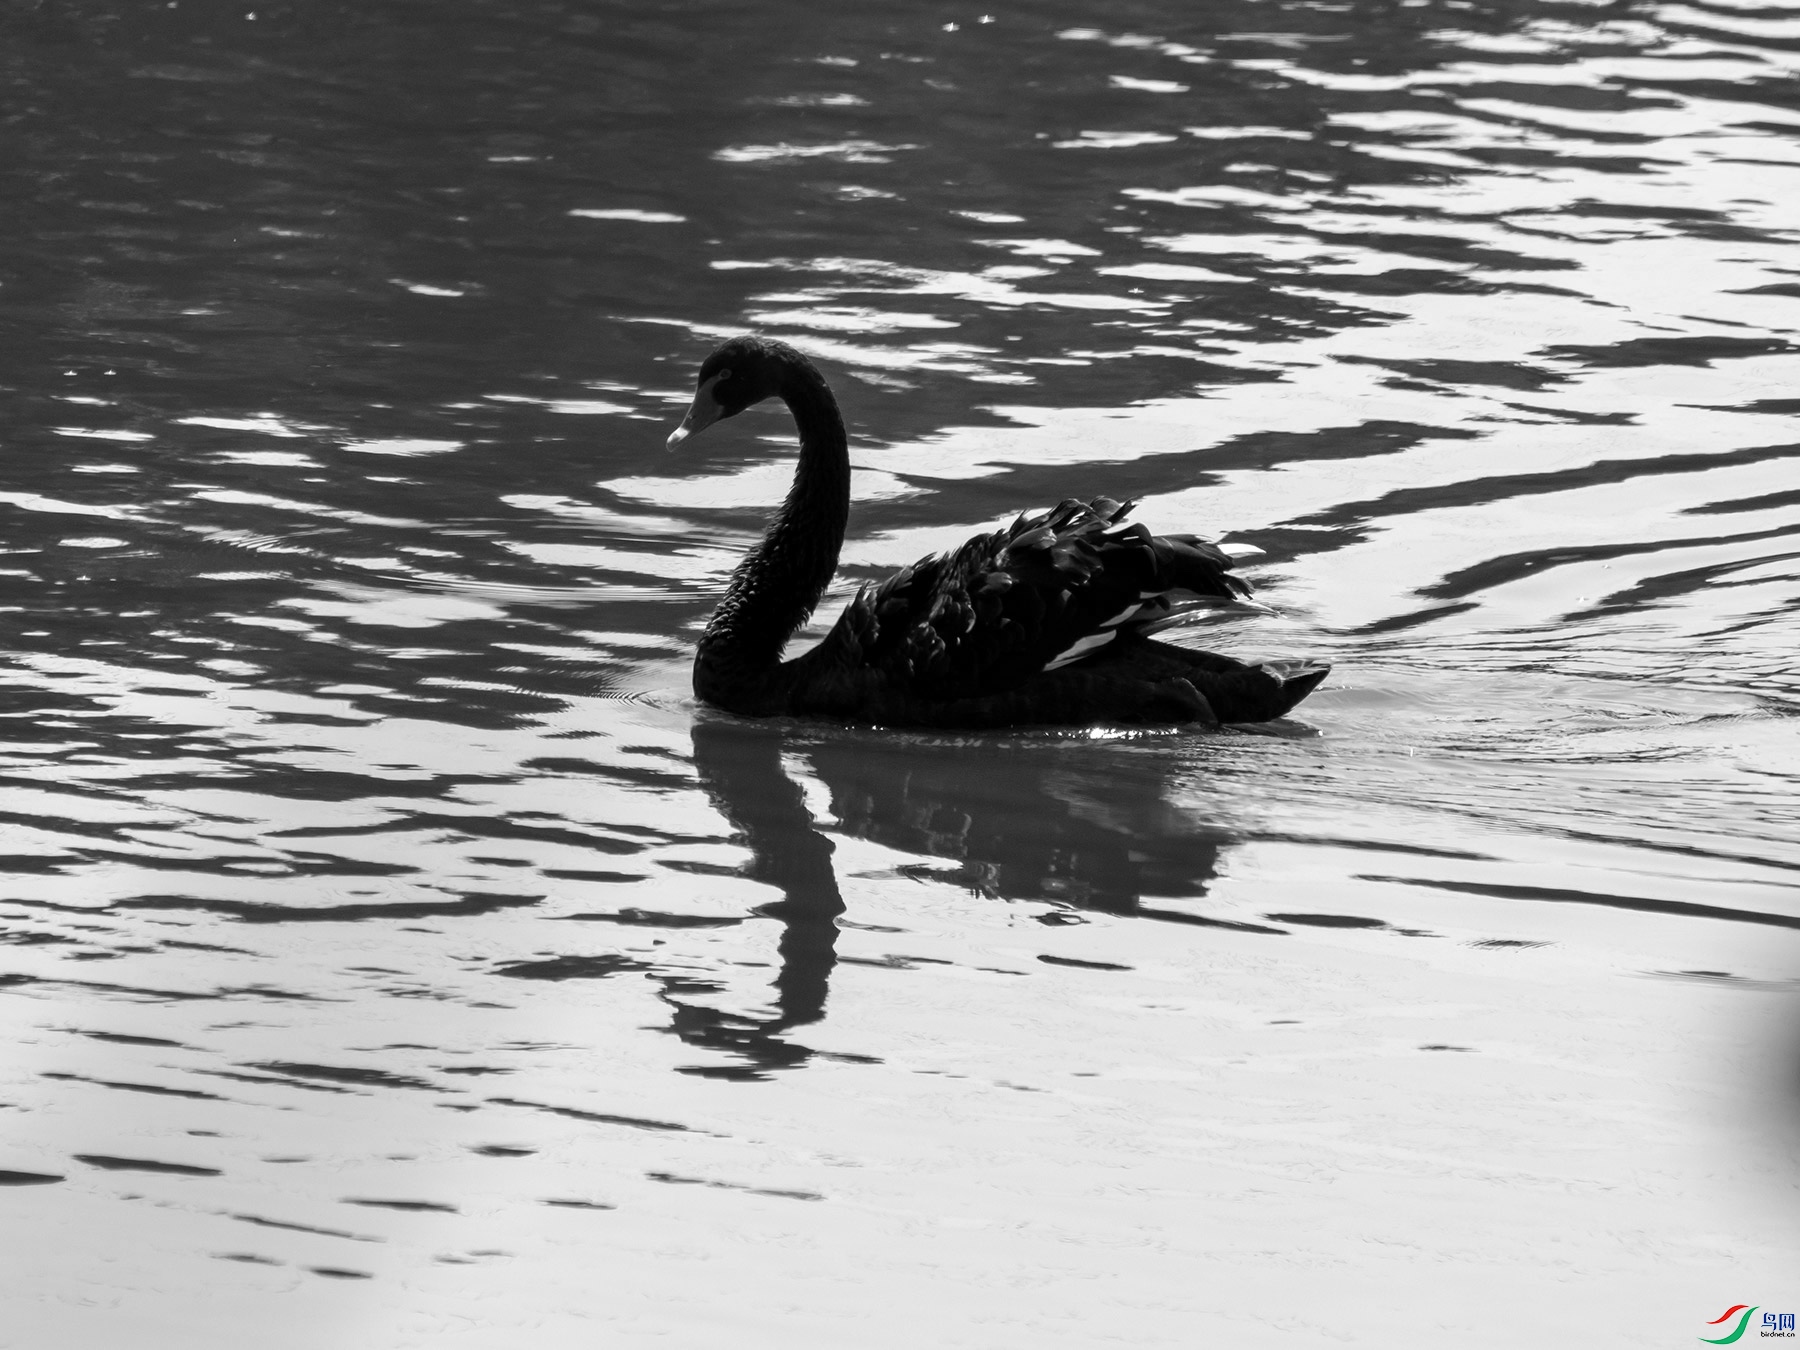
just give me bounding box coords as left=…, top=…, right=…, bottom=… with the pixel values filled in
left=2, top=2, right=1798, bottom=1344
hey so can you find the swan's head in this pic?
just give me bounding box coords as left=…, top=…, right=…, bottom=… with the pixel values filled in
left=666, top=336, right=798, bottom=450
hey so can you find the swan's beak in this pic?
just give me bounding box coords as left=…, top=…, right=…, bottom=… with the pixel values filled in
left=666, top=374, right=725, bottom=450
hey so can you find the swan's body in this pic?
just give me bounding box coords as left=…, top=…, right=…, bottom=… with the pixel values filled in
left=669, top=336, right=1327, bottom=728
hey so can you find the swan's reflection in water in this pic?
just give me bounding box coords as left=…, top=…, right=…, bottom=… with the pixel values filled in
left=679, top=717, right=1275, bottom=1076
left=669, top=717, right=848, bottom=1078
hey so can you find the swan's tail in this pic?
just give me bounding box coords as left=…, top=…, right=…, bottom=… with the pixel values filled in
left=1188, top=659, right=1331, bottom=722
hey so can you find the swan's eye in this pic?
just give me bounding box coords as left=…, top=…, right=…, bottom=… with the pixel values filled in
left=714, top=369, right=732, bottom=384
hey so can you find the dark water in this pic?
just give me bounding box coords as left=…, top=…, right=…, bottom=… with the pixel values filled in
left=2, top=1, right=1797, bottom=1344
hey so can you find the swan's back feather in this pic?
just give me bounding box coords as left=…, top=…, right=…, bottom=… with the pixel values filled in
left=822, top=496, right=1252, bottom=701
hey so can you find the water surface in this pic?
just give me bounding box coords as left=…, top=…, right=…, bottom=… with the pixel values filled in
left=1, top=2, right=1797, bottom=1345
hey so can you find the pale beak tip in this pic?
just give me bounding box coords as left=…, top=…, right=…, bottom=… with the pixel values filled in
left=667, top=373, right=724, bottom=451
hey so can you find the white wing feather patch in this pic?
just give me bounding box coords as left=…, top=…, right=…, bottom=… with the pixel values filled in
left=1099, top=602, right=1141, bottom=628
left=1044, top=630, right=1117, bottom=671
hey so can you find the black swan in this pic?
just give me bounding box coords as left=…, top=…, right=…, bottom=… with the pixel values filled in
left=668, top=336, right=1328, bottom=728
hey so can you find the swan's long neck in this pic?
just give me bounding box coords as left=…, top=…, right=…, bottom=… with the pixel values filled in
left=694, top=362, right=849, bottom=712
